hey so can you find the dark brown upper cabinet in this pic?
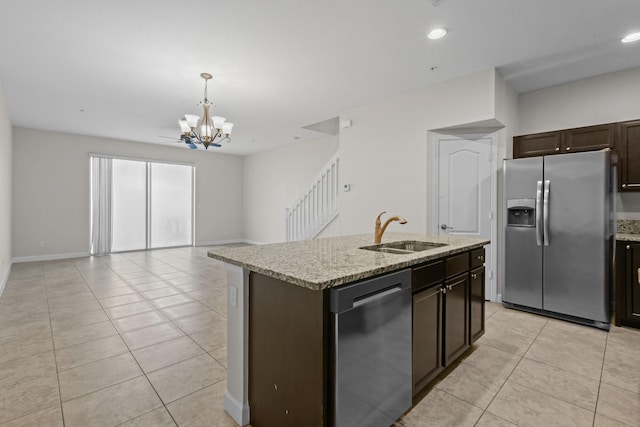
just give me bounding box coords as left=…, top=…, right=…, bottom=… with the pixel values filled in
left=513, top=123, right=615, bottom=159
left=616, top=120, right=640, bottom=191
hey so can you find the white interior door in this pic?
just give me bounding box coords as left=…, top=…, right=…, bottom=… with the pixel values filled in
left=436, top=136, right=494, bottom=300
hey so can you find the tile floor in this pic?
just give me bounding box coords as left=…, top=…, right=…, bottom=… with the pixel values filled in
left=0, top=246, right=638, bottom=426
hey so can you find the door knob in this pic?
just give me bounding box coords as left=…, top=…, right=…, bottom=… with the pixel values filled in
left=440, top=224, right=453, bottom=230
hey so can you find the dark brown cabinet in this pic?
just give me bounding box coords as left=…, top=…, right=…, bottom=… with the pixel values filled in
left=513, top=123, right=615, bottom=159
left=470, top=248, right=486, bottom=343
left=412, top=249, right=484, bottom=396
left=615, top=241, right=640, bottom=329
left=616, top=120, right=640, bottom=191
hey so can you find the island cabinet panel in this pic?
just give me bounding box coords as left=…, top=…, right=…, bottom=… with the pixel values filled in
left=249, top=273, right=330, bottom=426
left=412, top=284, right=443, bottom=394
left=469, top=265, right=485, bottom=343
left=443, top=274, right=469, bottom=366
left=617, top=120, right=640, bottom=191
left=615, top=242, right=640, bottom=329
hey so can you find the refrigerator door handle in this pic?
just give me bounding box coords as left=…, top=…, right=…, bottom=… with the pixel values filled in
left=543, top=180, right=550, bottom=246
left=536, top=180, right=543, bottom=246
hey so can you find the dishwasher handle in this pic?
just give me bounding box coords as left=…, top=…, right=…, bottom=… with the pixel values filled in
left=353, top=285, right=403, bottom=308
left=330, top=269, right=411, bottom=314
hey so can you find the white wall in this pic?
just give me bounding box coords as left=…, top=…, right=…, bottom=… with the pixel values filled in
left=243, top=135, right=339, bottom=243
left=338, top=69, right=498, bottom=236
left=0, top=82, right=12, bottom=292
left=12, top=128, right=244, bottom=259
left=518, top=66, right=640, bottom=215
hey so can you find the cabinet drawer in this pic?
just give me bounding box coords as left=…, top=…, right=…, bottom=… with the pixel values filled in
left=412, top=260, right=444, bottom=292
left=470, top=248, right=485, bottom=269
left=445, top=253, right=469, bottom=278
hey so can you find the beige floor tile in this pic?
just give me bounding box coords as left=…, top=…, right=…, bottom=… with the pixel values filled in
left=601, top=345, right=640, bottom=394
left=132, top=335, right=205, bottom=373
left=140, top=287, right=181, bottom=300
left=596, top=382, right=640, bottom=426
left=147, top=354, right=226, bottom=404
left=174, top=310, right=225, bottom=334
left=55, top=335, right=129, bottom=371
left=400, top=389, right=483, bottom=427
left=0, top=335, right=54, bottom=365
left=0, top=351, right=56, bottom=388
left=62, top=376, right=163, bottom=427
left=112, top=310, right=169, bottom=333
left=132, top=281, right=171, bottom=292
left=50, top=309, right=110, bottom=333
left=487, top=380, right=594, bottom=427
left=125, top=276, right=164, bottom=286
left=189, top=322, right=226, bottom=352
left=593, top=412, right=634, bottom=427
left=105, top=301, right=155, bottom=319
left=151, top=294, right=193, bottom=309
left=121, top=322, right=184, bottom=350
left=160, top=301, right=209, bottom=320
left=510, top=357, right=600, bottom=411
left=434, top=361, right=508, bottom=409
left=461, top=344, right=520, bottom=378
left=525, top=320, right=607, bottom=380
left=91, top=285, right=136, bottom=299
left=116, top=407, right=177, bottom=427
left=475, top=412, right=518, bottom=427
left=48, top=300, right=104, bottom=319
left=0, top=319, right=51, bottom=343
left=52, top=320, right=117, bottom=349
left=99, top=293, right=145, bottom=308
left=58, top=352, right=142, bottom=401
left=209, top=346, right=228, bottom=369
left=0, top=405, right=63, bottom=427
left=167, top=380, right=239, bottom=427
left=0, top=374, right=60, bottom=424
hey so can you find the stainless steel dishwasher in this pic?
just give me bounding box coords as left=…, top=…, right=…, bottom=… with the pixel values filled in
left=330, top=269, right=412, bottom=427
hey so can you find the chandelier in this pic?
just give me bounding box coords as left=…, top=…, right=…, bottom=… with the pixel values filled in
left=178, top=73, right=234, bottom=150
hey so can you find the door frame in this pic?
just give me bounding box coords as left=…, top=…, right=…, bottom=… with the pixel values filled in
left=429, top=132, right=498, bottom=302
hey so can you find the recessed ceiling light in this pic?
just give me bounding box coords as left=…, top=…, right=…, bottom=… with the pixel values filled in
left=428, top=28, right=447, bottom=40
left=622, top=32, right=640, bottom=43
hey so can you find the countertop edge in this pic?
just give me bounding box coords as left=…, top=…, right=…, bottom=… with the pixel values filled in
left=616, top=233, right=640, bottom=243
left=208, top=237, right=489, bottom=291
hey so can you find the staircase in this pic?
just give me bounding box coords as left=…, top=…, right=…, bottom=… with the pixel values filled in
left=286, top=154, right=339, bottom=241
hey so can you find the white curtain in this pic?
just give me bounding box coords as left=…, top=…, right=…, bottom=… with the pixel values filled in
left=90, top=156, right=112, bottom=255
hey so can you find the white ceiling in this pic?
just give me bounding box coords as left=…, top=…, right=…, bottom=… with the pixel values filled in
left=1, top=0, right=639, bottom=155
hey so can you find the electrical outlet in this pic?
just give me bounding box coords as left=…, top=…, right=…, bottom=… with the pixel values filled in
left=38, top=241, right=45, bottom=247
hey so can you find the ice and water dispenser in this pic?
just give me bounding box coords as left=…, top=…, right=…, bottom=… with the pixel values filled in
left=506, top=199, right=536, bottom=227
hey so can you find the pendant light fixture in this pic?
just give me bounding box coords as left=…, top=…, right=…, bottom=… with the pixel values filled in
left=178, top=73, right=234, bottom=150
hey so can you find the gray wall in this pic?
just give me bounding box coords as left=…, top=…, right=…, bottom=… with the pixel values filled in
left=0, top=82, right=11, bottom=290
left=12, top=128, right=244, bottom=259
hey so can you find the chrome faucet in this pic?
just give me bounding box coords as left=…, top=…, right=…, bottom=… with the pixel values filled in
left=374, top=211, right=407, bottom=243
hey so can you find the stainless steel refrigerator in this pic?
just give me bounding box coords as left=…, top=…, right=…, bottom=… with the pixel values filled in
left=503, top=150, right=613, bottom=329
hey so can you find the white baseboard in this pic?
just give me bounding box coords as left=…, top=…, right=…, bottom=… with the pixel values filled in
left=0, top=262, right=11, bottom=298
left=224, top=390, right=250, bottom=426
left=12, top=252, right=90, bottom=263
left=496, top=293, right=503, bottom=303
left=196, top=239, right=265, bottom=246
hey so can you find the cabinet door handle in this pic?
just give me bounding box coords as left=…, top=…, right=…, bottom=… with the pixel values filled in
left=447, top=284, right=453, bottom=291
left=555, top=147, right=560, bottom=151
left=622, top=184, right=627, bottom=188
left=627, top=245, right=631, bottom=250
left=477, top=255, right=484, bottom=261
left=566, top=146, right=571, bottom=151
left=638, top=268, right=640, bottom=285
left=471, top=273, right=477, bottom=279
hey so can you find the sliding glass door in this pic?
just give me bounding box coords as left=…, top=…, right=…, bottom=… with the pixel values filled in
left=91, top=156, right=194, bottom=254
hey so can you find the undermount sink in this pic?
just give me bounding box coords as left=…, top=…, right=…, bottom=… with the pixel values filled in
left=360, top=240, right=447, bottom=254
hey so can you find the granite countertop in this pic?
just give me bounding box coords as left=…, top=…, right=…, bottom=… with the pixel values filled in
left=208, top=232, right=489, bottom=290
left=616, top=220, right=640, bottom=242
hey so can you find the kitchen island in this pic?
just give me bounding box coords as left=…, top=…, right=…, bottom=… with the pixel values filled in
left=208, top=232, right=489, bottom=426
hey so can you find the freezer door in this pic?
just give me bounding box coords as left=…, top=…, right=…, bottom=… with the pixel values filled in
left=503, top=157, right=544, bottom=309
left=542, top=151, right=611, bottom=322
